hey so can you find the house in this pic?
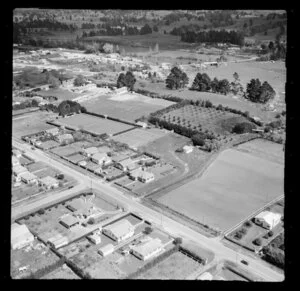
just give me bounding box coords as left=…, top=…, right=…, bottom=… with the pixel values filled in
left=81, top=147, right=99, bottom=157
left=11, top=223, right=34, bottom=250
left=59, top=214, right=80, bottom=229
left=198, top=272, right=213, bottom=281
left=91, top=153, right=112, bottom=166
left=102, top=219, right=134, bottom=242
left=111, top=154, right=130, bottom=163
left=12, top=156, right=20, bottom=167
left=130, top=169, right=154, bottom=183
left=47, top=234, right=69, bottom=249
left=19, top=171, right=38, bottom=184
left=127, top=163, right=141, bottom=173
left=45, top=127, right=60, bottom=136
left=13, top=165, right=28, bottom=177
left=183, top=145, right=193, bottom=154
left=115, top=159, right=134, bottom=171
left=98, top=244, right=114, bottom=257
left=131, top=238, right=162, bottom=261
left=254, top=211, right=282, bottom=230
left=67, top=198, right=101, bottom=220
left=39, top=176, right=59, bottom=189
left=87, top=232, right=102, bottom=244
left=78, top=160, right=87, bottom=167
left=55, top=133, right=74, bottom=144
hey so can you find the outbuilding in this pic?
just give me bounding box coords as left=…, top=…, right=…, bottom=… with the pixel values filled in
left=183, top=145, right=193, bottom=154
left=98, top=244, right=114, bottom=257
left=102, top=219, right=134, bottom=242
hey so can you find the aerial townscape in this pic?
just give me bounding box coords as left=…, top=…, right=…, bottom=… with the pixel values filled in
left=11, top=9, right=285, bottom=280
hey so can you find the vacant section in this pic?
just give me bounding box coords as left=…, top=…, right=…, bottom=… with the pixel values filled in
left=158, top=148, right=284, bottom=232
left=54, top=113, right=134, bottom=136
left=112, top=128, right=168, bottom=149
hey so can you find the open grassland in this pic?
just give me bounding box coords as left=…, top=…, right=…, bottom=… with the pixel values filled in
left=82, top=93, right=174, bottom=122
left=157, top=148, right=284, bottom=232
left=111, top=128, right=168, bottom=149
left=13, top=111, right=57, bottom=138
left=137, top=251, right=200, bottom=279
left=54, top=113, right=135, bottom=136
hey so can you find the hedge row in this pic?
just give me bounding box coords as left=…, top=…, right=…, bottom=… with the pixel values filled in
left=178, top=246, right=204, bottom=264
left=65, top=259, right=92, bottom=279
left=126, top=245, right=179, bottom=279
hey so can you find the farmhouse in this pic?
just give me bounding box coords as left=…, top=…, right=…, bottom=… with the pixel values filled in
left=81, top=147, right=99, bottom=157
left=183, top=145, right=193, bottom=154
left=45, top=127, right=60, bottom=136
left=130, top=169, right=155, bottom=183
left=131, top=238, right=162, bottom=261
left=59, top=214, right=80, bottom=229
left=98, top=244, right=114, bottom=257
left=115, top=159, right=134, bottom=172
left=102, top=219, right=134, bottom=242
left=39, top=176, right=59, bottom=189
left=91, top=153, right=112, bottom=166
left=254, top=211, right=282, bottom=230
left=13, top=165, right=28, bottom=177
left=12, top=156, right=20, bottom=167
left=19, top=171, right=38, bottom=184
left=11, top=223, right=34, bottom=250
left=55, top=133, right=74, bottom=144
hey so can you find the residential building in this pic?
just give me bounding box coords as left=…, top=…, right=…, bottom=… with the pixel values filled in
left=11, top=223, right=34, bottom=250
left=102, top=219, right=134, bottom=242
left=12, top=156, right=20, bottom=167
left=98, top=244, right=114, bottom=257
left=115, top=159, right=134, bottom=171
left=91, top=153, right=112, bottom=166
left=39, top=176, right=59, bottom=189
left=127, top=163, right=141, bottom=172
left=13, top=165, right=27, bottom=177
left=87, top=232, right=102, bottom=244
left=131, top=238, right=162, bottom=261
left=45, top=127, right=60, bottom=136
left=183, top=145, right=193, bottom=154
left=81, top=147, right=99, bottom=157
left=254, top=211, right=282, bottom=230
left=55, top=133, right=74, bottom=144
left=47, top=234, right=69, bottom=249
left=130, top=169, right=154, bottom=183
left=19, top=171, right=38, bottom=184
left=59, top=214, right=80, bottom=229
left=78, top=160, right=87, bottom=167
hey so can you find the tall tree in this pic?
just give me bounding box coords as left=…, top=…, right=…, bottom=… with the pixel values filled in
left=166, top=67, right=189, bottom=90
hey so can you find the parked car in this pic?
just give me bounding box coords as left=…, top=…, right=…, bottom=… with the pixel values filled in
left=241, top=260, right=249, bottom=265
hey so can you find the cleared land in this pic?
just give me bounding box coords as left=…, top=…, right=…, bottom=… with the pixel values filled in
left=111, top=128, right=168, bottom=149
left=82, top=92, right=175, bottom=122
left=54, top=113, right=134, bottom=136
left=158, top=148, right=284, bottom=232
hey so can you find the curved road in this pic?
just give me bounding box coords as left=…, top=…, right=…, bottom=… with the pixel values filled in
left=12, top=140, right=284, bottom=282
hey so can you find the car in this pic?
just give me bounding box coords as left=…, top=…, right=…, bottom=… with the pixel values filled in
left=241, top=260, right=249, bottom=265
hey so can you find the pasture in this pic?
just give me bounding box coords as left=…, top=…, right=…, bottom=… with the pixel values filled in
left=111, top=128, right=168, bottom=149
left=157, top=148, right=284, bottom=232
left=54, top=113, right=135, bottom=136
left=82, top=92, right=175, bottom=122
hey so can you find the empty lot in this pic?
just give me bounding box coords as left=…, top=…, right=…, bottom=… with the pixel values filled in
left=82, top=92, right=174, bottom=122
left=54, top=113, right=134, bottom=136
left=158, top=148, right=284, bottom=232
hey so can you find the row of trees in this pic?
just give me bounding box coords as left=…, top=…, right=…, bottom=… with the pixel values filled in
left=181, top=30, right=244, bottom=46
left=166, top=67, right=189, bottom=90
left=116, top=71, right=136, bottom=91
left=13, top=99, right=39, bottom=110
left=246, top=79, right=276, bottom=104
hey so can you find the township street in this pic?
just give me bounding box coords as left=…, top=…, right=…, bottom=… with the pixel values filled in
left=12, top=140, right=284, bottom=282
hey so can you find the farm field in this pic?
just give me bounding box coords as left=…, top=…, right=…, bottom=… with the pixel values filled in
left=54, top=113, right=135, bottom=136
left=111, top=128, right=168, bottom=149
left=13, top=111, right=57, bottom=139
left=41, top=265, right=80, bottom=279
left=157, top=148, right=284, bottom=232
left=137, top=251, right=201, bottom=280
left=82, top=92, right=175, bottom=122
left=136, top=81, right=280, bottom=122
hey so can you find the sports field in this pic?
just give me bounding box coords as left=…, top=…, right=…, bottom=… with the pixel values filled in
left=54, top=113, right=135, bottom=136
left=82, top=92, right=175, bottom=122
left=158, top=148, right=284, bottom=232
left=111, top=128, right=167, bottom=149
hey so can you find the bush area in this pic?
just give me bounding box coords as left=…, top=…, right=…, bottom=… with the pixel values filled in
left=13, top=99, right=39, bottom=111
left=261, top=233, right=284, bottom=269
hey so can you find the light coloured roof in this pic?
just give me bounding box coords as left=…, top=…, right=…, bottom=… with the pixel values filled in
left=19, top=171, right=37, bottom=180
left=118, top=159, right=134, bottom=167
left=198, top=272, right=213, bottom=280
left=13, top=165, right=28, bottom=174
left=139, top=171, right=154, bottom=180
left=255, top=211, right=282, bottom=225
left=83, top=147, right=98, bottom=154
left=60, top=214, right=79, bottom=226
left=92, top=152, right=108, bottom=160
left=11, top=223, right=32, bottom=240
left=57, top=133, right=73, bottom=140
left=132, top=238, right=162, bottom=257
left=104, top=219, right=133, bottom=238
left=99, top=243, right=114, bottom=252
left=39, top=176, right=58, bottom=186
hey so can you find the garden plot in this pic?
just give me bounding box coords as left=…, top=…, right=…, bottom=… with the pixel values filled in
left=158, top=148, right=284, bottom=232
left=54, top=113, right=134, bottom=136
left=26, top=161, right=47, bottom=173
left=65, top=153, right=87, bottom=164
left=50, top=145, right=80, bottom=157
left=10, top=240, right=60, bottom=279
left=82, top=92, right=175, bottom=123
left=12, top=183, right=42, bottom=203
left=38, top=140, right=60, bottom=150
left=111, top=128, right=168, bottom=149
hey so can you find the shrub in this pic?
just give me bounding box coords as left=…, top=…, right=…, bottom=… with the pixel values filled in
left=87, top=217, right=95, bottom=225
left=234, top=232, right=243, bottom=240
left=268, top=231, right=274, bottom=237
left=37, top=208, right=45, bottom=215
left=144, top=226, right=153, bottom=235
left=174, top=237, right=183, bottom=245
left=232, top=122, right=256, bottom=134
left=253, top=238, right=262, bottom=246
left=244, top=221, right=252, bottom=228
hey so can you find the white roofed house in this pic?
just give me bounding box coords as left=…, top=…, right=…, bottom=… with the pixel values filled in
left=54, top=133, right=74, bottom=145
left=19, top=171, right=38, bottom=185
left=131, top=238, right=163, bottom=261
left=11, top=223, right=34, bottom=250
left=130, top=169, right=154, bottom=183
left=254, top=211, right=282, bottom=230
left=102, top=219, right=134, bottom=243
left=91, top=153, right=112, bottom=166
left=81, top=147, right=99, bottom=157
left=39, top=176, right=59, bottom=189
left=115, top=158, right=135, bottom=172
left=45, top=127, right=60, bottom=136
left=98, top=244, right=114, bottom=257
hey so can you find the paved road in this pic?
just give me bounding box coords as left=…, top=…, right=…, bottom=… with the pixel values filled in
left=12, top=140, right=284, bottom=282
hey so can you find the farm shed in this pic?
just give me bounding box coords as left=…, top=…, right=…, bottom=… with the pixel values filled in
left=102, top=219, right=134, bottom=243
left=59, top=214, right=80, bottom=229
left=11, top=223, right=34, bottom=250
left=98, top=244, right=114, bottom=257
left=47, top=234, right=69, bottom=249
left=39, top=176, right=59, bottom=189
left=131, top=238, right=162, bottom=261
left=254, top=211, right=282, bottom=230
